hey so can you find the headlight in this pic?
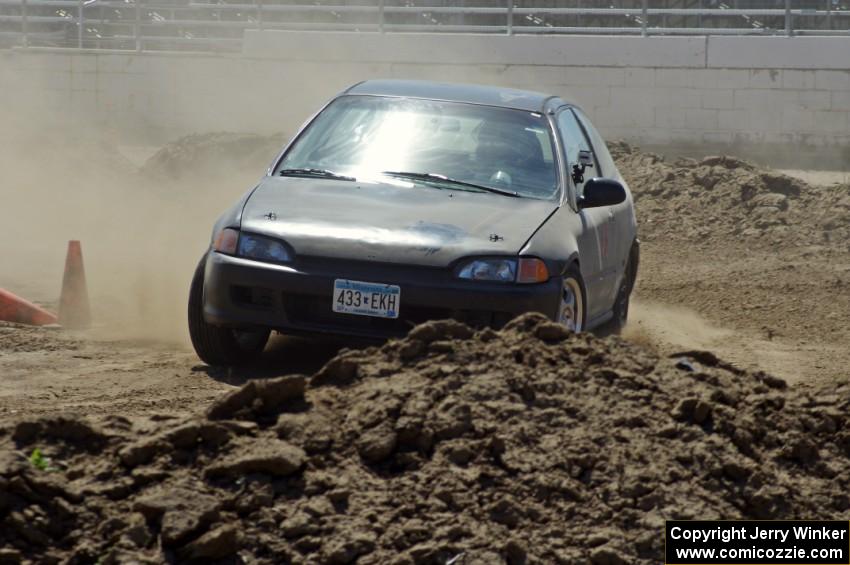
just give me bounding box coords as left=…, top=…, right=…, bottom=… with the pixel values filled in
left=457, top=259, right=516, bottom=282
left=237, top=233, right=293, bottom=263
left=456, top=257, right=549, bottom=284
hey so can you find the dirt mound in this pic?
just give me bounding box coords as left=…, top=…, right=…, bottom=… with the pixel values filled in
left=611, top=142, right=850, bottom=249
left=2, top=314, right=848, bottom=564
left=141, top=132, right=287, bottom=180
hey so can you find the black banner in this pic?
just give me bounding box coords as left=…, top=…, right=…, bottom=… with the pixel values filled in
left=666, top=521, right=850, bottom=564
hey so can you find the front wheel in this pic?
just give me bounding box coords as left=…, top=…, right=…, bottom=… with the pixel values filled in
left=188, top=254, right=270, bottom=366
left=557, top=265, right=586, bottom=332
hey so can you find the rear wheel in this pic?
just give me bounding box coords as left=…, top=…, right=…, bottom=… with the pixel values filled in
left=609, top=276, right=631, bottom=332
left=604, top=249, right=637, bottom=334
left=557, top=265, right=586, bottom=332
left=188, top=254, right=270, bottom=366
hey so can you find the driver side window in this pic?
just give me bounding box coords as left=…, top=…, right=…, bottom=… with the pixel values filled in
left=557, top=109, right=595, bottom=197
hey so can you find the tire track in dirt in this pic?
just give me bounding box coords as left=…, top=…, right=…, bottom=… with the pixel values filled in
left=626, top=300, right=832, bottom=385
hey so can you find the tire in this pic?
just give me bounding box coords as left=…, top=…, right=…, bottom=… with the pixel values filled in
left=557, top=264, right=587, bottom=332
left=604, top=248, right=637, bottom=334
left=608, top=276, right=631, bottom=333
left=188, top=254, right=270, bottom=366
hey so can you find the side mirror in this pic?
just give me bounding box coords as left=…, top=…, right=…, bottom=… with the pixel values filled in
left=578, top=178, right=627, bottom=209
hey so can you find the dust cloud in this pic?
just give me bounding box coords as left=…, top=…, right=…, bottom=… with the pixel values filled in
left=625, top=299, right=733, bottom=353
left=626, top=300, right=816, bottom=385
left=0, top=68, right=287, bottom=344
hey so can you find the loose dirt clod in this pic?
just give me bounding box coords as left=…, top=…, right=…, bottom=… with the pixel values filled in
left=2, top=313, right=848, bottom=564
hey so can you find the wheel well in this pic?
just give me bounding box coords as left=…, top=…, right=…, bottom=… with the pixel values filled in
left=627, top=239, right=640, bottom=293
left=561, top=254, right=580, bottom=277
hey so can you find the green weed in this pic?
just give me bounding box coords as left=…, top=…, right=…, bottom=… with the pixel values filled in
left=28, top=448, right=57, bottom=472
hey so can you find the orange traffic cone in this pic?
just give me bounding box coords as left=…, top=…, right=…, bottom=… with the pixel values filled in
left=0, top=288, right=59, bottom=326
left=58, top=240, right=91, bottom=329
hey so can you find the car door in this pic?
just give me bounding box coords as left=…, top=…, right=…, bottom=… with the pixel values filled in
left=555, top=108, right=615, bottom=320
left=573, top=108, right=632, bottom=298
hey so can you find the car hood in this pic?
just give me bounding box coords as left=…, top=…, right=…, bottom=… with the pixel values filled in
left=240, top=176, right=558, bottom=267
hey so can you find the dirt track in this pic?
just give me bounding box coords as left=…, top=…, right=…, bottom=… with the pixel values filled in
left=1, top=132, right=849, bottom=563
left=0, top=327, right=343, bottom=422
left=613, top=143, right=850, bottom=386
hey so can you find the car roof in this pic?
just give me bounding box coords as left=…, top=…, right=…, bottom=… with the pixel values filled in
left=344, top=79, right=573, bottom=113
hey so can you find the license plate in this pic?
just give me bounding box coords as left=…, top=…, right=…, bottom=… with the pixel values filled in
left=332, top=279, right=400, bottom=319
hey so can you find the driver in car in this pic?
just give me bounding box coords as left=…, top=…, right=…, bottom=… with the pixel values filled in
left=473, top=119, right=555, bottom=197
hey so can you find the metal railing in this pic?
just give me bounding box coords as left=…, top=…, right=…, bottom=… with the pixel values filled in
left=0, top=1, right=848, bottom=52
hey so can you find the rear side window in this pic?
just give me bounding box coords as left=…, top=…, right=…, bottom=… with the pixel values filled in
left=572, top=108, right=616, bottom=179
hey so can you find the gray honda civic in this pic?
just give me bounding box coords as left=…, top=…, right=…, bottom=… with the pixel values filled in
left=188, top=80, right=639, bottom=366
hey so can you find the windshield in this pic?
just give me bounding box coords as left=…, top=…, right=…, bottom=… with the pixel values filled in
left=277, top=95, right=559, bottom=200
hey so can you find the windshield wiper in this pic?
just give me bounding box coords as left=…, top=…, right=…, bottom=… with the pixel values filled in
left=278, top=168, right=356, bottom=181
left=381, top=171, right=519, bottom=198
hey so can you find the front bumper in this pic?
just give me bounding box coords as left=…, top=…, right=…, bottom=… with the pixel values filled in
left=203, top=251, right=561, bottom=340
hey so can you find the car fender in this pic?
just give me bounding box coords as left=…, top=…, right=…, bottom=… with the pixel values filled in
left=518, top=205, right=582, bottom=280
left=208, top=184, right=262, bottom=246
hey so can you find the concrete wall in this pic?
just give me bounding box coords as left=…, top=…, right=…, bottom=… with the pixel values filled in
left=1, top=32, right=848, bottom=160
